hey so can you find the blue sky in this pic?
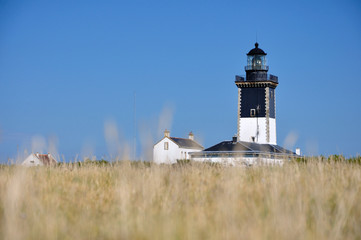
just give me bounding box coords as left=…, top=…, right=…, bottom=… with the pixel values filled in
left=1, top=0, right=360, bottom=161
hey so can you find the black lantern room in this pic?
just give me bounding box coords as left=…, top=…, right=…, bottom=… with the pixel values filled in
left=246, top=42, right=268, bottom=71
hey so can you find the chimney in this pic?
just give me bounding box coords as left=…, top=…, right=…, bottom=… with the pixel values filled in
left=188, top=131, right=194, bottom=140
left=36, top=152, right=39, bottom=158
left=232, top=135, right=238, bottom=143
left=295, top=148, right=301, bottom=156
left=164, top=129, right=170, bottom=138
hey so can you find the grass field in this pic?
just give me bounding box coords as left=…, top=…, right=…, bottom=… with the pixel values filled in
left=1, top=158, right=360, bottom=240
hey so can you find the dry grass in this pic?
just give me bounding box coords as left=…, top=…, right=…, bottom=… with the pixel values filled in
left=0, top=159, right=360, bottom=240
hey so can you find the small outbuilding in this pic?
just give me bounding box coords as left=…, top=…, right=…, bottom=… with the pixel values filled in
left=153, top=130, right=204, bottom=164
left=22, top=153, right=57, bottom=167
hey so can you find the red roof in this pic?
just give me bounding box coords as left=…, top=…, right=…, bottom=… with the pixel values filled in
left=36, top=154, right=57, bottom=165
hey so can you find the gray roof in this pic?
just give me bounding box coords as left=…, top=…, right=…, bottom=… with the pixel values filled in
left=203, top=141, right=295, bottom=154
left=170, top=137, right=204, bottom=150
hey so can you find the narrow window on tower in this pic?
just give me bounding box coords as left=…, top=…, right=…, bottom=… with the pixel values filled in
left=250, top=109, right=256, bottom=117
left=164, top=142, right=169, bottom=150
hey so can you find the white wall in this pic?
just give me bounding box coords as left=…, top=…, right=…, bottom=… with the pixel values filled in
left=191, top=155, right=284, bottom=166
left=153, top=138, right=203, bottom=164
left=153, top=138, right=179, bottom=164
left=21, top=154, right=43, bottom=167
left=269, top=118, right=277, bottom=145
left=238, top=117, right=277, bottom=145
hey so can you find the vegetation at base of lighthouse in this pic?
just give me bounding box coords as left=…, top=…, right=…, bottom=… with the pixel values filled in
left=0, top=155, right=360, bottom=240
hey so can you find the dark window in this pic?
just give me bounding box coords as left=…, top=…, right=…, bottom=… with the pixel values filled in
left=250, top=109, right=256, bottom=117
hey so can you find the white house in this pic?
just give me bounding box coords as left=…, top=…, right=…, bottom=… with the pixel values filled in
left=21, top=153, right=57, bottom=167
left=153, top=130, right=204, bottom=164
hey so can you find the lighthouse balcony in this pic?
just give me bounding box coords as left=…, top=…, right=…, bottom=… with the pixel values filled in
left=235, top=73, right=278, bottom=84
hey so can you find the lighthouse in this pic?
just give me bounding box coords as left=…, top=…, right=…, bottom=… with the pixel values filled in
left=235, top=43, right=278, bottom=145
left=188, top=42, right=296, bottom=165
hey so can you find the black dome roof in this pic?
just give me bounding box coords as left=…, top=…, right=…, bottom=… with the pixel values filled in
left=247, top=42, right=267, bottom=56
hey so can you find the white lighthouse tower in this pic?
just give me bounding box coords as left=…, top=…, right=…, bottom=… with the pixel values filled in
left=235, top=43, right=278, bottom=145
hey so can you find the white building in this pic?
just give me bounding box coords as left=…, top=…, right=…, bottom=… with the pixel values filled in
left=190, top=137, right=293, bottom=166
left=153, top=130, right=204, bottom=164
left=22, top=153, right=57, bottom=167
